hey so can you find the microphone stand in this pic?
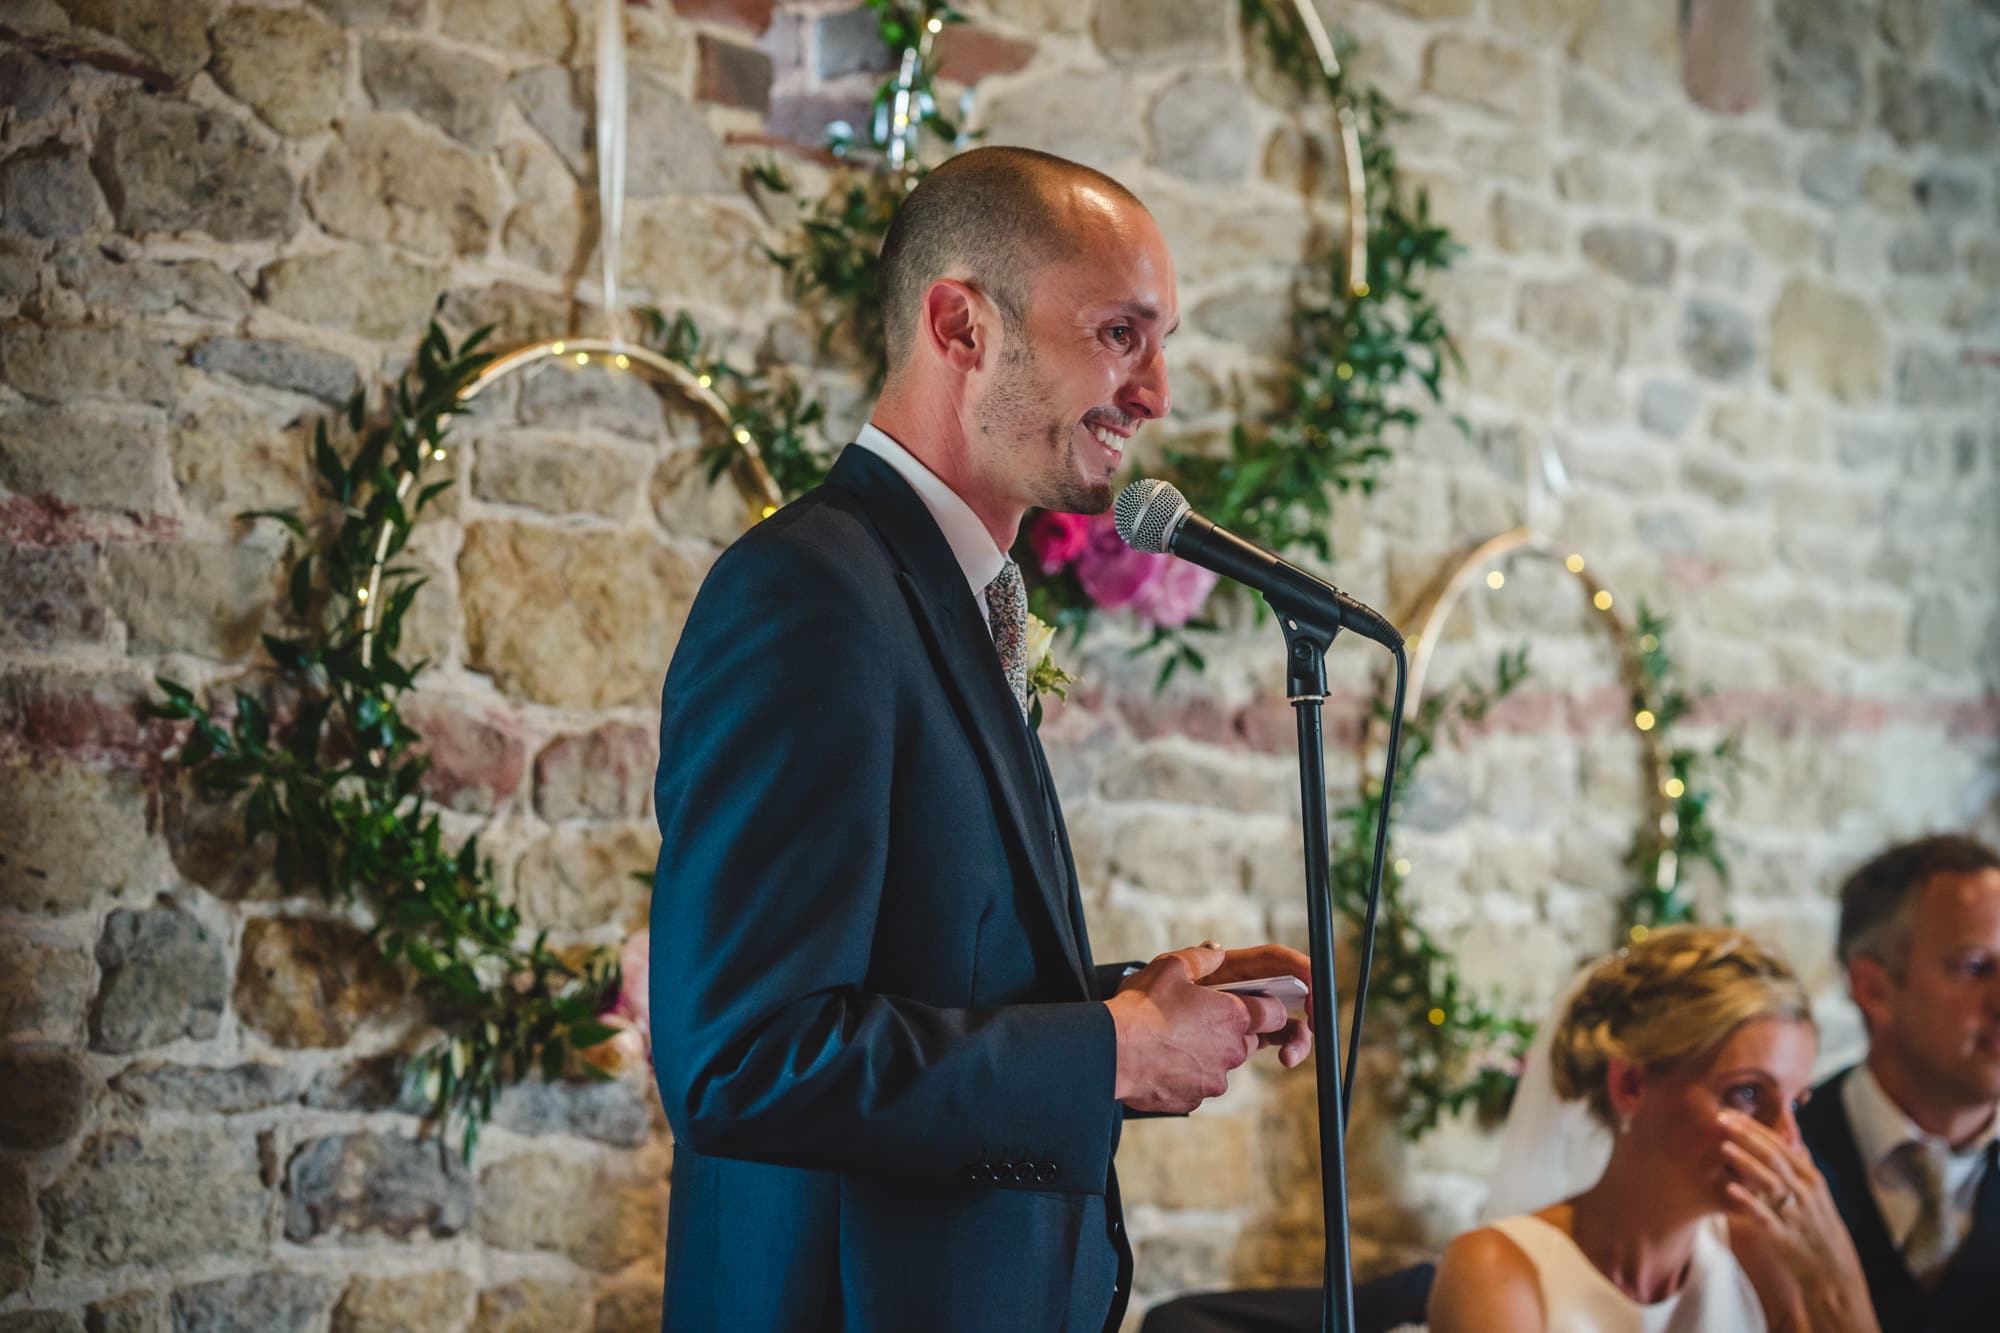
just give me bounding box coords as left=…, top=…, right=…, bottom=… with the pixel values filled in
left=1277, top=604, right=1407, bottom=1333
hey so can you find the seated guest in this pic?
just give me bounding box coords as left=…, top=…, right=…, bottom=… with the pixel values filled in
left=1429, top=926, right=1878, bottom=1333
left=1798, top=834, right=2000, bottom=1331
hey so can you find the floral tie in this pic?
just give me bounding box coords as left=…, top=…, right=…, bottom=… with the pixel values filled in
left=1896, top=1138, right=1961, bottom=1288
left=983, top=558, right=1029, bottom=719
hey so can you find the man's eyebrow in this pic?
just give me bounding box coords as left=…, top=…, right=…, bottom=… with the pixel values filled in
left=1114, top=302, right=1178, bottom=336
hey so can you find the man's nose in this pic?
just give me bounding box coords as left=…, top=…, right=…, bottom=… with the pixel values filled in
left=1120, top=345, right=1170, bottom=421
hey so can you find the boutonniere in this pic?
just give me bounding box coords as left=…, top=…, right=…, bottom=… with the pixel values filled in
left=1024, top=613, right=1079, bottom=729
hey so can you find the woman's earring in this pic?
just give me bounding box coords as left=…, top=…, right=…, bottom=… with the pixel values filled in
left=1615, top=1109, right=1633, bottom=1135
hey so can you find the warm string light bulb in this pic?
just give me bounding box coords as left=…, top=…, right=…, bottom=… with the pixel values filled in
left=1639, top=633, right=1659, bottom=652
left=1629, top=924, right=1650, bottom=943
left=1486, top=570, right=1505, bottom=590
left=1634, top=709, right=1657, bottom=731
left=1393, top=858, right=1411, bottom=876
left=355, top=587, right=370, bottom=602
left=1427, top=1008, right=1446, bottom=1026
left=1593, top=590, right=1614, bottom=610
left=1663, top=777, right=1686, bottom=799
left=1565, top=553, right=1585, bottom=572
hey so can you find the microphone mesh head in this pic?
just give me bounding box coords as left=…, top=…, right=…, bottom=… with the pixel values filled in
left=1113, top=478, right=1190, bottom=554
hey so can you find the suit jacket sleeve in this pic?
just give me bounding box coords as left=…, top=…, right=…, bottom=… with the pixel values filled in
left=649, top=529, right=1120, bottom=1194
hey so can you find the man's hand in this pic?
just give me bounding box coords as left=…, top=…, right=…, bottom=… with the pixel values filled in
left=1202, top=942, right=1314, bottom=1069
left=1103, top=944, right=1291, bottom=1113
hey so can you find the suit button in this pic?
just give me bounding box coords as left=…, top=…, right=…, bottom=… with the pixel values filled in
left=1036, top=1163, right=1057, bottom=1183
left=1012, top=1162, right=1034, bottom=1183
left=965, top=1164, right=985, bottom=1183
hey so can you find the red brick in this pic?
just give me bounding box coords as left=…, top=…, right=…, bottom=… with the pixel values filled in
left=670, top=0, right=774, bottom=36
left=935, top=25, right=1036, bottom=85
left=400, top=698, right=527, bottom=815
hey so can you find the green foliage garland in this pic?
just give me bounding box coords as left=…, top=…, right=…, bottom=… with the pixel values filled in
left=148, top=326, right=624, bottom=1160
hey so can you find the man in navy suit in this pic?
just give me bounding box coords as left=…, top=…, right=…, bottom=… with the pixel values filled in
left=649, top=147, right=1315, bottom=1332
left=1799, top=834, right=2000, bottom=1331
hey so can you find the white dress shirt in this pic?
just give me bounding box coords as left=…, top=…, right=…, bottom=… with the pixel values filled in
left=852, top=423, right=1007, bottom=625
left=1841, top=1061, right=1998, bottom=1251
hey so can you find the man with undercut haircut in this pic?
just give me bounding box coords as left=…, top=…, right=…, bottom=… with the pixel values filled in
left=648, top=147, right=1315, bottom=1331
left=1799, top=833, right=2000, bottom=1331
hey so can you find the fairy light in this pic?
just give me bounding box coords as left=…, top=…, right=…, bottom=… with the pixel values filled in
left=1353, top=282, right=1370, bottom=297
left=926, top=16, right=942, bottom=30
left=1663, top=777, right=1686, bottom=799
left=733, top=427, right=753, bottom=445
left=1335, top=362, right=1354, bottom=380
left=1565, top=553, right=1584, bottom=573
left=431, top=448, right=447, bottom=462
left=551, top=341, right=566, bottom=355
left=1629, top=924, right=1650, bottom=943
left=1639, top=633, right=1659, bottom=652
left=1486, top=570, right=1505, bottom=590
left=355, top=587, right=370, bottom=602
left=697, top=373, right=713, bottom=388
left=1634, top=709, right=1656, bottom=731
left=614, top=354, right=630, bottom=370
left=760, top=505, right=777, bottom=519
left=1394, top=857, right=1411, bottom=877
left=1427, top=1007, right=1446, bottom=1026
left=1594, top=590, right=1614, bottom=611
left=574, top=352, right=589, bottom=366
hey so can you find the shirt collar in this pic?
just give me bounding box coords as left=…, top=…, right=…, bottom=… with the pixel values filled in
left=1844, top=1062, right=2000, bottom=1171
left=852, top=423, right=1006, bottom=599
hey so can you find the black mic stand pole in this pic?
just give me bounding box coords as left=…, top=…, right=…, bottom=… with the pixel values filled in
left=1280, top=609, right=1356, bottom=1333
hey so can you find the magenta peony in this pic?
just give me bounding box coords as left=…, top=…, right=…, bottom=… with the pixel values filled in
left=1028, top=510, right=1091, bottom=572
left=1130, top=557, right=1220, bottom=628
left=1072, top=512, right=1162, bottom=609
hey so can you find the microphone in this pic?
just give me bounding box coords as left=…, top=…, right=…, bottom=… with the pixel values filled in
left=1113, top=478, right=1402, bottom=650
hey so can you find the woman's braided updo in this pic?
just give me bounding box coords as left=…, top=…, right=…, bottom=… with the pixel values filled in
left=1550, top=925, right=1811, bottom=1127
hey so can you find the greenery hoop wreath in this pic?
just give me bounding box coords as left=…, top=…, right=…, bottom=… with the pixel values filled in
left=148, top=0, right=1734, bottom=1153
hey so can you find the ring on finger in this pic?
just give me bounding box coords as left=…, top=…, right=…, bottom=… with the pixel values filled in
left=1775, top=1189, right=1797, bottom=1212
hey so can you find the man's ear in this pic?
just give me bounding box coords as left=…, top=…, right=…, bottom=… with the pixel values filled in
left=921, top=278, right=989, bottom=374
left=1847, top=955, right=1897, bottom=1035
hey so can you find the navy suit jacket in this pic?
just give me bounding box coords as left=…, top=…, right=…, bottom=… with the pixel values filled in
left=651, top=447, right=1133, bottom=1332
left=1798, top=1066, right=1999, bottom=1333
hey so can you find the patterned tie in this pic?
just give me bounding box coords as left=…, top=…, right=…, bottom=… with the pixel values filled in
left=983, top=558, right=1029, bottom=719
left=1896, top=1138, right=1961, bottom=1288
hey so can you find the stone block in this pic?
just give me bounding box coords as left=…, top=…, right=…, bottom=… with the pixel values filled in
left=1558, top=73, right=1637, bottom=148
left=626, top=71, right=732, bottom=198
left=1744, top=207, right=1819, bottom=265
left=1556, top=152, right=1637, bottom=206
left=935, top=25, right=1036, bottom=84
left=396, top=697, right=527, bottom=815
left=308, top=115, right=500, bottom=260
left=0, top=544, right=110, bottom=650
left=0, top=760, right=161, bottom=914
left=0, top=404, right=172, bottom=513
left=533, top=723, right=658, bottom=822
left=1799, top=142, right=1861, bottom=205
left=210, top=5, right=348, bottom=137
left=168, top=395, right=308, bottom=520
left=312, top=0, right=425, bottom=22
left=84, top=1291, right=163, bottom=1333
left=439, top=0, right=572, bottom=57
left=1678, top=298, right=1756, bottom=383
left=1653, top=164, right=1731, bottom=223
left=0, top=935, right=92, bottom=1043
left=1147, top=75, right=1250, bottom=186
left=978, top=73, right=1143, bottom=173
left=1489, top=0, right=1589, bottom=41
left=90, top=93, right=297, bottom=242
left=90, top=907, right=228, bottom=1054
left=591, top=1286, right=663, bottom=1333
left=694, top=34, right=771, bottom=112
left=625, top=197, right=776, bottom=311
left=1683, top=0, right=1768, bottom=112
left=105, top=541, right=278, bottom=660
left=1879, top=64, right=1994, bottom=153
left=58, top=0, right=213, bottom=82
left=471, top=436, right=647, bottom=519
left=40, top=1126, right=268, bottom=1273
left=459, top=522, right=702, bottom=710
left=1887, top=224, right=1953, bottom=276
left=500, top=139, right=584, bottom=274
left=510, top=824, right=658, bottom=934
left=1579, top=225, right=1675, bottom=288
left=0, top=1162, right=31, bottom=1297
left=472, top=1280, right=589, bottom=1333
left=0, top=50, right=64, bottom=122
left=1768, top=278, right=1884, bottom=402
left=1692, top=240, right=1753, bottom=290
left=1491, top=192, right=1563, bottom=256
left=1461, top=337, right=1556, bottom=416
left=260, top=247, right=447, bottom=343
left=284, top=1133, right=472, bottom=1242
left=301, top=1055, right=427, bottom=1115
left=508, top=65, right=589, bottom=176
left=234, top=917, right=405, bottom=1049
left=0, top=321, right=185, bottom=408
left=649, top=446, right=762, bottom=548
left=1517, top=278, right=1621, bottom=360
left=1896, top=346, right=1977, bottom=407
left=192, top=336, right=360, bottom=405
left=1093, top=0, right=1225, bottom=63
left=1914, top=168, right=1980, bottom=220
left=0, top=1051, right=93, bottom=1150
left=1638, top=381, right=1700, bottom=439
left=1772, top=0, right=1865, bottom=130
left=491, top=1076, right=654, bottom=1147
left=108, top=1062, right=301, bottom=1113
left=1190, top=285, right=1291, bottom=360
left=475, top=1152, right=667, bottom=1271
left=0, top=1312, right=83, bottom=1333
left=1424, top=37, right=1542, bottom=123
left=171, top=1274, right=328, bottom=1333
left=62, top=254, right=248, bottom=320
left=0, top=143, right=105, bottom=239
left=332, top=1273, right=472, bottom=1333
left=1117, top=1113, right=1262, bottom=1210
left=362, top=37, right=506, bottom=149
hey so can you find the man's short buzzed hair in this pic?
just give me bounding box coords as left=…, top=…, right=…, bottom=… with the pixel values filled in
left=1837, top=833, right=2000, bottom=975
left=875, top=146, right=1142, bottom=375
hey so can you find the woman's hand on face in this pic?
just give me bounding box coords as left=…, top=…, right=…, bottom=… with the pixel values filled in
left=1717, top=1110, right=1881, bottom=1332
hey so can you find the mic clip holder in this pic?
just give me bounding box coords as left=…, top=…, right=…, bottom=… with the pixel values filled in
left=1278, top=603, right=1342, bottom=704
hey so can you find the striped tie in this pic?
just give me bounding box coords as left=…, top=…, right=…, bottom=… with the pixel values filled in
left=1896, top=1138, right=1961, bottom=1288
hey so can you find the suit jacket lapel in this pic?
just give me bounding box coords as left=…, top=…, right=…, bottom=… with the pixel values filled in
left=824, top=448, right=1089, bottom=993
left=1802, top=1069, right=1920, bottom=1322
left=1933, top=1143, right=2000, bottom=1325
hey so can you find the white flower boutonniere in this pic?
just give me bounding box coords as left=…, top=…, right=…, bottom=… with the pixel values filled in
left=1023, top=613, right=1079, bottom=729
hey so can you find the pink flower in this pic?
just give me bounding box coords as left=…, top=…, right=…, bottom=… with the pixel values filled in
left=613, top=928, right=650, bottom=1039
left=1130, top=558, right=1219, bottom=628
left=1028, top=511, right=1091, bottom=573
left=1073, top=512, right=1162, bottom=610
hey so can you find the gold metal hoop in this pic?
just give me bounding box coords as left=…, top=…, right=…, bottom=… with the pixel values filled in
left=1374, top=530, right=1680, bottom=897
left=1285, top=0, right=1369, bottom=299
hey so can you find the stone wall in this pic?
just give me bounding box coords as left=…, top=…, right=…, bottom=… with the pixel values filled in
left=1, top=0, right=1996, bottom=1328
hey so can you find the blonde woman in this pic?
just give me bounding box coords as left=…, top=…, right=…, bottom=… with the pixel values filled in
left=1429, top=926, right=1879, bottom=1332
